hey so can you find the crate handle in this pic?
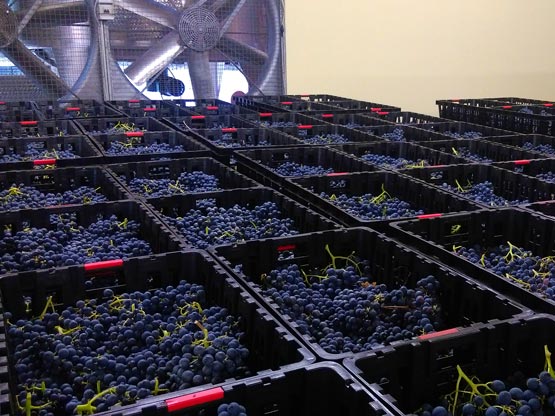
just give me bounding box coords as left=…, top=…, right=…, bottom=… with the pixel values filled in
left=128, top=99, right=141, bottom=103
left=125, top=131, right=144, bottom=137
left=259, top=112, right=273, bottom=117
left=20, top=120, right=38, bottom=126
left=66, top=107, right=81, bottom=112
left=298, top=125, right=313, bottom=130
left=143, top=107, right=157, bottom=112
left=206, top=106, right=219, bottom=110
left=84, top=259, right=124, bottom=271
left=222, top=128, right=237, bottom=133
left=417, top=213, right=442, bottom=219
left=502, top=105, right=513, bottom=109
left=514, top=160, right=530, bottom=165
left=321, top=114, right=334, bottom=118
left=370, top=108, right=382, bottom=112
left=33, top=159, right=56, bottom=166
left=277, top=244, right=296, bottom=251
left=376, top=112, right=389, bottom=116
left=418, top=328, right=458, bottom=340
left=166, top=387, right=224, bottom=412
left=280, top=101, right=293, bottom=105
left=327, top=172, right=349, bottom=176
left=191, top=115, right=206, bottom=120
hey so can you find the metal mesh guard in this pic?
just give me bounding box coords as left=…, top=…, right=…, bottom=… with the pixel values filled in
left=0, top=3, right=17, bottom=48
left=178, top=7, right=220, bottom=52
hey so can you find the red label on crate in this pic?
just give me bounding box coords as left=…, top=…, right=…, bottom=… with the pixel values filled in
left=418, top=328, right=459, bottom=340
left=377, top=112, right=389, bottom=116
left=33, top=159, right=56, bottom=166
left=191, top=115, right=206, bottom=120
left=84, top=259, right=124, bottom=271
left=370, top=108, right=382, bottom=112
left=280, top=101, right=293, bottom=105
left=514, top=159, right=531, bottom=165
left=0, top=102, right=5, bottom=105
left=221, top=128, right=237, bottom=133
left=502, top=105, right=513, bottom=109
left=20, top=120, right=38, bottom=126
left=128, top=99, right=140, bottom=103
left=166, top=387, right=224, bottom=412
left=327, top=172, right=349, bottom=176
left=66, top=107, right=80, bottom=112
left=417, top=213, right=443, bottom=219
left=125, top=131, right=144, bottom=137
left=206, top=106, right=219, bottom=110
left=544, top=103, right=554, bottom=107
left=143, top=107, right=156, bottom=112
left=298, top=125, right=313, bottom=129
left=321, top=114, right=334, bottom=118
left=277, top=244, right=296, bottom=252
left=259, top=112, right=273, bottom=117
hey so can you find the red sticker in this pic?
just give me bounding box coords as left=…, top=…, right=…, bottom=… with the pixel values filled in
left=514, top=160, right=530, bottom=165
left=128, top=99, right=140, bottom=103
left=66, top=107, right=81, bottom=112
left=33, top=159, right=56, bottom=166
left=327, top=172, right=349, bottom=176
left=206, top=106, right=219, bottom=110
left=221, top=128, right=237, bottom=133
left=418, top=328, right=459, bottom=340
left=417, top=213, right=443, bottom=219
left=280, top=101, right=293, bottom=105
left=321, top=114, right=334, bottom=118
left=259, top=113, right=273, bottom=117
left=370, top=108, right=382, bottom=112
left=298, top=125, right=313, bottom=130
left=544, top=103, right=554, bottom=107
left=20, top=120, right=38, bottom=126
left=502, top=105, right=513, bottom=109
left=125, top=131, right=144, bottom=137
left=191, top=115, right=206, bottom=120
left=377, top=112, right=389, bottom=116
left=166, top=387, right=224, bottom=412
left=84, top=259, right=124, bottom=271
left=277, top=244, right=296, bottom=251
left=143, top=107, right=156, bottom=112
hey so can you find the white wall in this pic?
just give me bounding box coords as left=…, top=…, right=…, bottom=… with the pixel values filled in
left=285, top=1, right=555, bottom=115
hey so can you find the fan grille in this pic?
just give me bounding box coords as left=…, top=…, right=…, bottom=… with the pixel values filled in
left=0, top=3, right=17, bottom=48
left=178, top=7, right=220, bottom=52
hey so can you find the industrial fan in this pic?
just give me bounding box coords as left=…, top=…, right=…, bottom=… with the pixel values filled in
left=0, top=0, right=285, bottom=101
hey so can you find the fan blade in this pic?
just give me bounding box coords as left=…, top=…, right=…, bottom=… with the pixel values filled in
left=188, top=51, right=215, bottom=98
left=2, top=38, right=70, bottom=98
left=113, top=0, right=178, bottom=29
left=17, top=0, right=43, bottom=34
left=28, top=1, right=89, bottom=27
left=124, top=31, right=184, bottom=86
left=214, top=0, right=246, bottom=35
left=217, top=35, right=267, bottom=65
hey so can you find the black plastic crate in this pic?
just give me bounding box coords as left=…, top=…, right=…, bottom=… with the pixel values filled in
left=147, top=187, right=339, bottom=249
left=418, top=139, right=544, bottom=164
left=299, top=112, right=394, bottom=127
left=286, top=93, right=352, bottom=102
left=374, top=111, right=449, bottom=125
left=0, top=166, right=131, bottom=210
left=88, top=130, right=209, bottom=162
left=403, top=164, right=555, bottom=208
left=190, top=127, right=303, bottom=152
left=246, top=112, right=327, bottom=128
left=413, top=121, right=514, bottom=139
left=487, top=105, right=555, bottom=135
left=290, top=171, right=480, bottom=228
left=0, top=135, right=102, bottom=170
left=484, top=133, right=555, bottom=157
left=74, top=116, right=171, bottom=136
left=35, top=100, right=124, bottom=119
left=436, top=99, right=507, bottom=123
left=107, top=99, right=194, bottom=118
left=0, top=250, right=313, bottom=415
left=107, top=157, right=260, bottom=199
left=0, top=101, right=39, bottom=122
left=344, top=314, right=555, bottom=415
left=0, top=119, right=80, bottom=138
left=353, top=125, right=450, bottom=142
left=234, top=146, right=375, bottom=189
left=494, top=158, right=555, bottom=180
left=234, top=96, right=340, bottom=113
left=390, top=208, right=555, bottom=313
left=165, top=114, right=258, bottom=130
left=524, top=200, right=555, bottom=218
left=276, top=124, right=383, bottom=145
left=333, top=141, right=466, bottom=170
left=173, top=99, right=257, bottom=116
left=212, top=227, right=525, bottom=361
left=314, top=100, right=401, bottom=113
left=0, top=200, right=184, bottom=276
left=490, top=97, right=555, bottom=106
left=97, top=363, right=388, bottom=416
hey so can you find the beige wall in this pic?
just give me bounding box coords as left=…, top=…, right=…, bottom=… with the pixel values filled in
left=285, top=1, right=555, bottom=115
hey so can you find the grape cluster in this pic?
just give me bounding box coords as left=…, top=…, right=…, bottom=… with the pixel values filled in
left=208, top=133, right=269, bottom=148
left=453, top=242, right=555, bottom=300
left=0, top=214, right=152, bottom=274
left=361, top=153, right=428, bottom=169
left=417, top=358, right=555, bottom=416
left=450, top=148, right=493, bottom=163
left=125, top=171, right=220, bottom=198
left=441, top=181, right=527, bottom=206
left=253, top=255, right=442, bottom=353
left=163, top=200, right=299, bottom=249
left=269, top=161, right=334, bottom=177
left=536, top=172, right=555, bottom=183
left=319, top=190, right=424, bottom=220
left=522, top=142, right=555, bottom=156
left=106, top=140, right=185, bottom=156
left=380, top=128, right=405, bottom=141
left=0, top=144, right=77, bottom=162
left=217, top=403, right=248, bottom=416
left=7, top=282, right=249, bottom=415
left=298, top=133, right=350, bottom=145
left=442, top=131, right=483, bottom=139
left=258, top=121, right=298, bottom=128
left=0, top=185, right=107, bottom=211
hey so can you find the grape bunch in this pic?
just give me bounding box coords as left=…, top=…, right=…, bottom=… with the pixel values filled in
left=217, top=403, right=248, bottom=416
left=298, top=133, right=350, bottom=145
left=320, top=186, right=424, bottom=220
left=441, top=181, right=527, bottom=206
left=7, top=283, right=249, bottom=415
left=258, top=121, right=298, bottom=128
left=208, top=133, right=269, bottom=148
left=269, top=161, right=334, bottom=177
left=442, top=131, right=483, bottom=139
left=453, top=242, right=555, bottom=300
left=0, top=184, right=107, bottom=211
left=536, top=172, right=555, bottom=183
left=251, top=249, right=442, bottom=353
left=125, top=171, right=220, bottom=198
left=379, top=128, right=405, bottom=142
left=361, top=153, right=429, bottom=169
left=522, top=142, right=555, bottom=156
left=0, top=214, right=152, bottom=274
left=0, top=144, right=77, bottom=162
left=416, top=350, right=555, bottom=416
left=163, top=200, right=299, bottom=249
left=449, top=148, right=493, bottom=163
left=106, top=139, right=185, bottom=156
